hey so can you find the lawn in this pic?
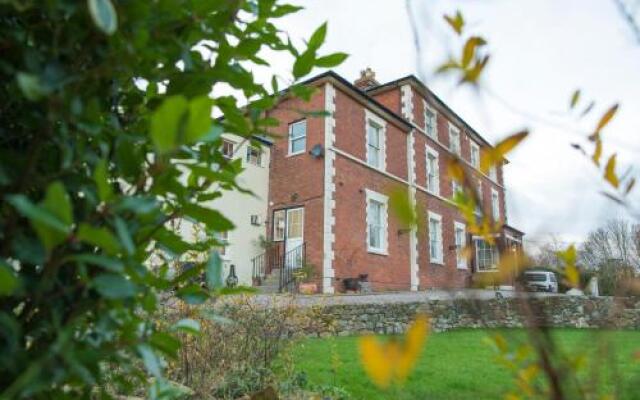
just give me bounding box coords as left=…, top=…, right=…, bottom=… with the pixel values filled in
left=289, top=329, right=640, bottom=400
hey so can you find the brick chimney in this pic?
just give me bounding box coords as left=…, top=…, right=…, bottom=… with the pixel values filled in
left=354, top=67, right=379, bottom=90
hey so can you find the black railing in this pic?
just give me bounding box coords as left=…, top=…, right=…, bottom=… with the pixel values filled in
left=279, top=243, right=306, bottom=293
left=251, top=242, right=305, bottom=292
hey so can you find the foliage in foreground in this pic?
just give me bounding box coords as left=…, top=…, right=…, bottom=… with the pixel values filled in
left=0, top=1, right=346, bottom=397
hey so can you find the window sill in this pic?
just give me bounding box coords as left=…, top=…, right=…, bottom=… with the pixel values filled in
left=430, top=259, right=444, bottom=265
left=367, top=248, right=388, bottom=256
left=456, top=265, right=468, bottom=270
left=286, top=151, right=305, bottom=158
left=476, top=269, right=499, bottom=273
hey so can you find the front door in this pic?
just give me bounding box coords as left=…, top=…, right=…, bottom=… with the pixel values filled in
left=273, top=207, right=304, bottom=268
left=284, top=208, right=304, bottom=268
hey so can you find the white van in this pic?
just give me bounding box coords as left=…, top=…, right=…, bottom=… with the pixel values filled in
left=523, top=270, right=558, bottom=293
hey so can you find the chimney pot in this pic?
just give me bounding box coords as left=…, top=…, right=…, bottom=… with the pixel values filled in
left=354, top=67, right=379, bottom=90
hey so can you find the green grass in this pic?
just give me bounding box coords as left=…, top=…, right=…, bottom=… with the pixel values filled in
left=289, top=329, right=640, bottom=400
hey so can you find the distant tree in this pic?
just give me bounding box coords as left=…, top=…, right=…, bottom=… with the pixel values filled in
left=530, top=235, right=566, bottom=269
left=579, top=218, right=640, bottom=271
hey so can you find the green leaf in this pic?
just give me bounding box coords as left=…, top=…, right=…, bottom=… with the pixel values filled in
left=185, top=96, right=214, bottom=144
left=94, top=159, right=113, bottom=202
left=149, top=332, right=181, bottom=358
left=114, top=217, right=135, bottom=255
left=153, top=227, right=191, bottom=255
left=315, top=52, right=349, bottom=68
left=7, top=181, right=73, bottom=251
left=93, top=273, right=137, bottom=299
left=293, top=49, right=315, bottom=79
left=87, top=0, right=118, bottom=35
left=69, top=254, right=124, bottom=272
left=206, top=252, right=223, bottom=289
left=77, top=223, right=122, bottom=255
left=137, top=344, right=162, bottom=378
left=308, top=22, right=327, bottom=51
left=0, top=260, right=19, bottom=296
left=16, top=72, right=47, bottom=101
left=172, top=319, right=201, bottom=335
left=182, top=204, right=235, bottom=232
left=150, top=95, right=188, bottom=153
left=176, top=284, right=208, bottom=305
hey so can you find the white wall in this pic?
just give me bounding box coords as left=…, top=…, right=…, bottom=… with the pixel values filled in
left=177, top=134, right=270, bottom=286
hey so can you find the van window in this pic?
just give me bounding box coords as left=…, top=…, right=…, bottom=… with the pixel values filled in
left=550, top=274, right=557, bottom=283
left=526, top=273, right=547, bottom=282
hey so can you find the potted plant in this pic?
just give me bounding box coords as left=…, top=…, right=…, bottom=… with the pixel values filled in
left=295, top=263, right=318, bottom=294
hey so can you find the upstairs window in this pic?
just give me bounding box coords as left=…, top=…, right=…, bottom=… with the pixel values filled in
left=425, top=104, right=437, bottom=139
left=475, top=179, right=483, bottom=216
left=476, top=239, right=499, bottom=271
left=454, top=222, right=467, bottom=269
left=366, top=189, right=388, bottom=254
left=246, top=145, right=262, bottom=166
left=449, top=124, right=461, bottom=156
left=365, top=110, right=386, bottom=171
left=489, top=165, right=498, bottom=181
left=491, top=188, right=500, bottom=221
left=289, top=120, right=307, bottom=155
left=428, top=212, right=443, bottom=264
left=426, top=145, right=440, bottom=195
left=452, top=179, right=462, bottom=198
left=470, top=141, right=480, bottom=168
left=367, top=122, right=382, bottom=167
left=222, top=140, right=235, bottom=159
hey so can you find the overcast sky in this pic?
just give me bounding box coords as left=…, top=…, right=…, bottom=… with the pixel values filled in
left=257, top=0, right=640, bottom=248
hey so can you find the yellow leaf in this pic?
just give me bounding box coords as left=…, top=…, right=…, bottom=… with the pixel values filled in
left=359, top=336, right=393, bottom=389
left=595, top=103, right=619, bottom=133
left=461, top=55, right=490, bottom=84
left=480, top=131, right=529, bottom=173
left=358, top=315, right=429, bottom=389
left=592, top=138, right=602, bottom=166
left=604, top=154, right=619, bottom=188
left=462, top=36, right=487, bottom=68
left=443, top=10, right=464, bottom=35
left=569, top=89, right=580, bottom=109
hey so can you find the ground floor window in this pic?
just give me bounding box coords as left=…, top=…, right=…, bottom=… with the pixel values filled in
left=365, top=189, right=388, bottom=254
left=475, top=238, right=499, bottom=271
left=454, top=222, right=466, bottom=269
left=428, top=212, right=443, bottom=263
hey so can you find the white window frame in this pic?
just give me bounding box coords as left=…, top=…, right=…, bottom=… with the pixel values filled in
left=470, top=141, right=480, bottom=169
left=491, top=188, right=500, bottom=221
left=428, top=211, right=443, bottom=264
left=214, top=231, right=230, bottom=259
left=424, top=101, right=438, bottom=139
left=425, top=144, right=440, bottom=195
left=365, top=189, right=388, bottom=255
left=489, top=165, right=498, bottom=181
left=454, top=221, right=467, bottom=269
left=246, top=145, right=262, bottom=166
left=448, top=123, right=461, bottom=156
left=475, top=238, right=499, bottom=271
left=272, top=210, right=286, bottom=241
left=475, top=179, right=483, bottom=216
left=222, top=139, right=235, bottom=159
left=365, top=110, right=387, bottom=171
left=288, top=119, right=307, bottom=156
left=451, top=179, right=462, bottom=199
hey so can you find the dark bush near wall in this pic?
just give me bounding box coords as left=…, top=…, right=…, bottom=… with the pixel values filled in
left=0, top=1, right=346, bottom=397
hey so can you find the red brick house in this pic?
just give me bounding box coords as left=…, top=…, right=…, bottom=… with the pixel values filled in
left=252, top=69, right=524, bottom=293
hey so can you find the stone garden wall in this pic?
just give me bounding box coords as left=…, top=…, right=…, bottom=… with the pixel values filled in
left=297, top=296, right=640, bottom=336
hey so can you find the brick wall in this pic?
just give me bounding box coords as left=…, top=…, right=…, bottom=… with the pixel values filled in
left=266, top=90, right=327, bottom=281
